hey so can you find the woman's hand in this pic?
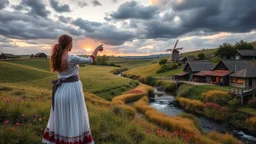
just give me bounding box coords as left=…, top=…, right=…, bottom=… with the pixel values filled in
left=97, top=44, right=104, bottom=51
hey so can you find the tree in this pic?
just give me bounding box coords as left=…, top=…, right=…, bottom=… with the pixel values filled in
left=158, top=59, right=167, bottom=65
left=215, top=43, right=236, bottom=59
left=234, top=40, right=254, bottom=50
left=198, top=53, right=206, bottom=60
left=96, top=54, right=109, bottom=65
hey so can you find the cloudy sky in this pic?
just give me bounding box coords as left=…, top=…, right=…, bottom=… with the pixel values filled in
left=0, top=0, right=256, bottom=56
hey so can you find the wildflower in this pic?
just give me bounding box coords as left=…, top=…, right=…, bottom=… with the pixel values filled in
left=15, top=123, right=21, bottom=126
left=6, top=99, right=11, bottom=104
left=10, top=127, right=15, bottom=131
left=21, top=114, right=25, bottom=117
left=35, top=114, right=38, bottom=117
left=4, top=120, right=9, bottom=125
left=18, top=98, right=22, bottom=102
left=28, top=124, right=32, bottom=127
left=39, top=118, right=42, bottom=121
left=23, top=99, right=27, bottom=102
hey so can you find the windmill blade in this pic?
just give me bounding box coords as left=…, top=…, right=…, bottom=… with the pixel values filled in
left=173, top=40, right=179, bottom=49
left=165, top=49, right=173, bottom=52
left=176, top=47, right=183, bottom=50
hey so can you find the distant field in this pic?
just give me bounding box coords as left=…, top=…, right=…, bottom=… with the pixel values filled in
left=124, top=63, right=183, bottom=77
left=181, top=48, right=217, bottom=57
left=0, top=58, right=138, bottom=100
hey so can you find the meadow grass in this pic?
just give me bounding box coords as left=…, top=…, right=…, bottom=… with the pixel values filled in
left=0, top=59, right=138, bottom=100
left=124, top=63, right=183, bottom=77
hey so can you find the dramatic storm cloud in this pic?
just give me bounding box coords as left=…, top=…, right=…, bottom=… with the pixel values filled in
left=0, top=0, right=255, bottom=55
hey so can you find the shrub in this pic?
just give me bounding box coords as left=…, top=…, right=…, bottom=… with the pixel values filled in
left=201, top=90, right=232, bottom=105
left=177, top=84, right=193, bottom=98
left=203, top=102, right=230, bottom=121
left=177, top=62, right=182, bottom=66
left=248, top=100, right=256, bottom=108
left=246, top=115, right=256, bottom=129
left=164, top=83, right=176, bottom=91
left=156, top=64, right=178, bottom=73
left=177, top=97, right=203, bottom=113
left=228, top=98, right=241, bottom=109
left=158, top=59, right=167, bottom=65
left=144, top=76, right=156, bottom=85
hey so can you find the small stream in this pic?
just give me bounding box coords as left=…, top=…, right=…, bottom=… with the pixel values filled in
left=150, top=87, right=256, bottom=144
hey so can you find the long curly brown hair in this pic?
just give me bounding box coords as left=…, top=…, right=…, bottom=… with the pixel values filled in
left=50, top=34, right=72, bottom=72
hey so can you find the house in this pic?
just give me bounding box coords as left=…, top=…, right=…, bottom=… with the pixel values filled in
left=33, top=53, right=47, bottom=58
left=0, top=53, right=20, bottom=59
left=232, top=50, right=256, bottom=60
left=178, top=57, right=187, bottom=63
left=174, top=61, right=214, bottom=81
left=229, top=67, right=256, bottom=88
left=205, top=60, right=253, bottom=85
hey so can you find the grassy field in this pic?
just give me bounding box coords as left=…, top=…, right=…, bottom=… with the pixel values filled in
left=0, top=58, right=191, bottom=143
left=124, top=63, right=183, bottom=78
left=181, top=48, right=217, bottom=57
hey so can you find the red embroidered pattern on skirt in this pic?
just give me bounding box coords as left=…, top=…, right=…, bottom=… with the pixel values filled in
left=43, top=127, right=93, bottom=144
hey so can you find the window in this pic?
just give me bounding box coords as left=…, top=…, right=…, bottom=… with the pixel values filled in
left=236, top=79, right=243, bottom=84
left=235, top=56, right=240, bottom=60
left=231, top=78, right=236, bottom=83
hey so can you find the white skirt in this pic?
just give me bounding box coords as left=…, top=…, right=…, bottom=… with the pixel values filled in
left=42, top=80, right=94, bottom=144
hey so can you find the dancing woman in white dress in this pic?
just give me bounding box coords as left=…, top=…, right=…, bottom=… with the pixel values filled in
left=42, top=34, right=103, bottom=144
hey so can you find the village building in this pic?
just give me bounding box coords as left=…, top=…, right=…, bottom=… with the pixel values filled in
left=32, top=53, right=47, bottom=58
left=174, top=61, right=214, bottom=81
left=232, top=50, right=256, bottom=60
left=204, top=60, right=253, bottom=86
left=0, top=53, right=20, bottom=59
left=229, top=67, right=256, bottom=88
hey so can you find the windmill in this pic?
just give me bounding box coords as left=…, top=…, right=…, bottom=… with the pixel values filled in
left=166, top=40, right=183, bottom=62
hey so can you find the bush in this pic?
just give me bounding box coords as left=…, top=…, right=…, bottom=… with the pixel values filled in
left=177, top=84, right=193, bottom=98
left=201, top=90, right=232, bottom=105
left=144, top=76, right=156, bottom=85
left=248, top=100, right=256, bottom=108
left=203, top=102, right=230, bottom=121
left=246, top=116, right=256, bottom=129
left=228, top=98, right=241, bottom=109
left=177, top=62, right=182, bottom=66
left=156, top=64, right=178, bottom=73
left=164, top=83, right=176, bottom=91
left=177, top=97, right=203, bottom=113
left=158, top=59, right=167, bottom=65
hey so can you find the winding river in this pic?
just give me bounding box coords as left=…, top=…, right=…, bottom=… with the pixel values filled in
left=117, top=73, right=256, bottom=143
left=151, top=87, right=256, bottom=144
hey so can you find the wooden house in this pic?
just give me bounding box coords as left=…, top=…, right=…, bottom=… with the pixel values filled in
left=229, top=67, right=256, bottom=88
left=174, top=61, right=214, bottom=81
left=205, top=60, right=253, bottom=85
left=232, top=50, right=256, bottom=60
left=0, top=53, right=20, bottom=59
left=33, top=53, right=47, bottom=58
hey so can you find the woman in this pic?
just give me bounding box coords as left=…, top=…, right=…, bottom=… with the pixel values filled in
left=42, top=34, right=103, bottom=144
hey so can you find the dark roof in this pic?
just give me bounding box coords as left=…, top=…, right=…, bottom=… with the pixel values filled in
left=236, top=50, right=256, bottom=57
left=1, top=53, right=18, bottom=58
left=184, top=61, right=214, bottom=72
left=214, top=60, right=253, bottom=72
left=230, top=67, right=256, bottom=78
left=205, top=70, right=231, bottom=77
left=35, top=53, right=47, bottom=56
left=179, top=57, right=187, bottom=61
left=193, top=70, right=211, bottom=76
